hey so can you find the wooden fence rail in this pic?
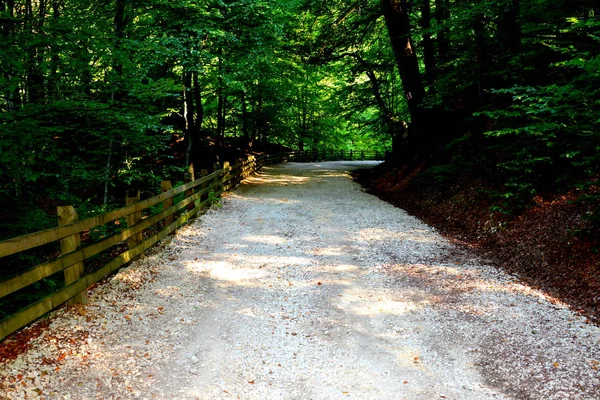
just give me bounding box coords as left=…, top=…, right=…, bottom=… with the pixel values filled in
left=0, top=150, right=384, bottom=341
left=289, top=150, right=388, bottom=162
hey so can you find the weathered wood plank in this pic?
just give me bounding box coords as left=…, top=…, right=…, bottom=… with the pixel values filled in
left=0, top=278, right=88, bottom=341
left=200, top=169, right=208, bottom=205
left=0, top=195, right=215, bottom=341
left=185, top=165, right=195, bottom=212
left=0, top=185, right=215, bottom=298
left=126, top=190, right=142, bottom=251
left=161, top=181, right=174, bottom=227
left=0, top=171, right=221, bottom=258
left=57, top=206, right=87, bottom=305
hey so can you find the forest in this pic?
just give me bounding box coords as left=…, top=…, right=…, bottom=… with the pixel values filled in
left=1, top=0, right=599, bottom=307
left=1, top=0, right=399, bottom=240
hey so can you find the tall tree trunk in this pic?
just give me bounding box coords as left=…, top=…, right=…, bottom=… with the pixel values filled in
left=256, top=91, right=263, bottom=142
left=298, top=86, right=308, bottom=151
left=250, top=97, right=257, bottom=140
left=217, top=94, right=225, bottom=139
left=103, top=139, right=114, bottom=206
left=421, top=0, right=436, bottom=84
left=380, top=0, right=426, bottom=147
left=48, top=0, right=61, bottom=99
left=82, top=55, right=92, bottom=96
left=190, top=71, right=205, bottom=168
left=216, top=55, right=225, bottom=143
left=350, top=53, right=407, bottom=142
left=497, top=0, right=520, bottom=55
left=1, top=0, right=20, bottom=110
left=193, top=71, right=203, bottom=131
left=25, top=0, right=45, bottom=103
left=311, top=109, right=318, bottom=149
left=473, top=14, right=487, bottom=102
left=589, top=0, right=599, bottom=55
left=434, top=0, right=450, bottom=64
left=113, top=0, right=127, bottom=99
left=364, top=68, right=408, bottom=153
left=241, top=91, right=250, bottom=144
left=183, top=70, right=195, bottom=168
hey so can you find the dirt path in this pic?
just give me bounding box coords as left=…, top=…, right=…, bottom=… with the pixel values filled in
left=1, top=161, right=599, bottom=399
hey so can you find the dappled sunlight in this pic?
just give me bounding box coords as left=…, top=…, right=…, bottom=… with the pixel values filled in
left=184, top=259, right=270, bottom=283
left=336, top=286, right=425, bottom=317
left=243, top=235, right=287, bottom=245
left=309, top=170, right=350, bottom=178
left=225, top=254, right=312, bottom=268
left=313, top=277, right=355, bottom=287
left=385, top=263, right=473, bottom=277
left=358, top=227, right=440, bottom=244
left=154, top=285, right=182, bottom=299
left=293, top=262, right=361, bottom=276
left=310, top=246, right=344, bottom=256
left=349, top=296, right=423, bottom=317
left=467, top=278, right=556, bottom=303
left=223, top=243, right=250, bottom=250
left=237, top=307, right=259, bottom=318
left=330, top=264, right=360, bottom=272
left=380, top=262, right=568, bottom=319
left=228, top=195, right=301, bottom=205
left=244, top=174, right=310, bottom=186
left=170, top=235, right=207, bottom=247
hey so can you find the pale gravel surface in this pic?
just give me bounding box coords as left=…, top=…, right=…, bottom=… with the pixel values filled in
left=1, top=161, right=599, bottom=400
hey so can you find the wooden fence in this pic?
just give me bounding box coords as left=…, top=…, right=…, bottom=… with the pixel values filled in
left=0, top=150, right=385, bottom=341
left=290, top=149, right=388, bottom=162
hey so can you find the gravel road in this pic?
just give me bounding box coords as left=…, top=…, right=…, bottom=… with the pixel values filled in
left=1, top=161, right=599, bottom=399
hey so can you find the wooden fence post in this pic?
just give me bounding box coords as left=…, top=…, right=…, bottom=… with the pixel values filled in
left=340, top=149, right=344, bottom=160
left=183, top=164, right=196, bottom=211
left=126, top=190, right=142, bottom=250
left=235, top=159, right=242, bottom=185
left=200, top=169, right=208, bottom=203
left=375, top=151, right=380, bottom=160
left=184, top=164, right=195, bottom=212
left=213, top=162, right=221, bottom=193
left=350, top=149, right=353, bottom=160
left=222, top=161, right=231, bottom=188
left=57, top=206, right=87, bottom=305
left=244, top=158, right=250, bottom=176
left=361, top=150, right=365, bottom=160
left=161, top=180, right=174, bottom=227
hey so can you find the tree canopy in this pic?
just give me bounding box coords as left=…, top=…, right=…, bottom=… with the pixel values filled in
left=1, top=0, right=599, bottom=237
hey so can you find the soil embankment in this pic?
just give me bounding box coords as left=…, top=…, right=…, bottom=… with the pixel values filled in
left=354, top=163, right=600, bottom=324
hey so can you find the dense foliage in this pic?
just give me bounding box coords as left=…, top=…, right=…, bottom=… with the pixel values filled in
left=308, top=0, right=599, bottom=221
left=0, top=0, right=598, bottom=240
left=378, top=0, right=599, bottom=216
left=0, top=0, right=395, bottom=240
